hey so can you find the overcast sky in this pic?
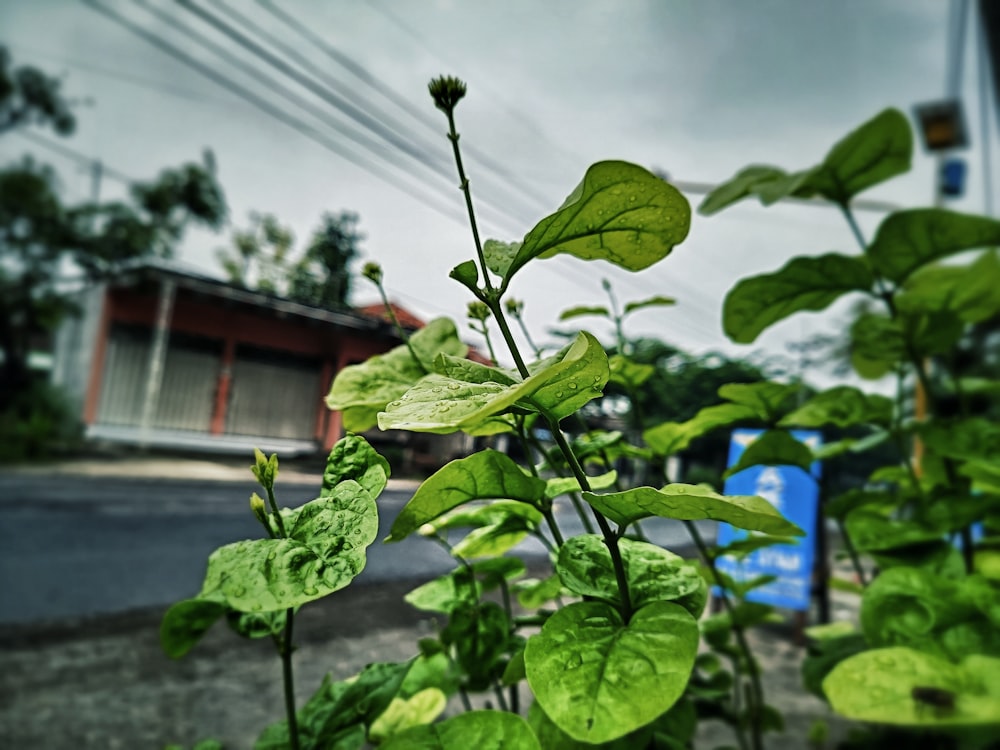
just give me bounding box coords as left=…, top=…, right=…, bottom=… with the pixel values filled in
left=2, top=0, right=997, bottom=381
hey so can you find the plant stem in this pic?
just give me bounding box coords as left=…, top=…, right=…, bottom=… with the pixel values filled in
left=839, top=202, right=868, bottom=252
left=265, top=485, right=288, bottom=538
left=685, top=520, right=764, bottom=750
left=511, top=305, right=543, bottom=358
left=444, top=110, right=492, bottom=292
left=542, top=509, right=566, bottom=547
left=492, top=680, right=510, bottom=712
left=841, top=203, right=977, bottom=574
left=526, top=431, right=596, bottom=534
left=837, top=520, right=868, bottom=587
left=550, top=425, right=634, bottom=621
left=282, top=607, right=300, bottom=750
left=472, top=320, right=498, bottom=364
left=376, top=279, right=421, bottom=365
left=728, top=654, right=751, bottom=750
left=489, top=300, right=531, bottom=376
left=438, top=91, right=631, bottom=617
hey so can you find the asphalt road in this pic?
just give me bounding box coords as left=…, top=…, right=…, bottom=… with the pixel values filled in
left=0, top=474, right=706, bottom=625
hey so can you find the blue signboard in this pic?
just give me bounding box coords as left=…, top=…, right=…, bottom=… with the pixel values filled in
left=715, top=428, right=822, bottom=611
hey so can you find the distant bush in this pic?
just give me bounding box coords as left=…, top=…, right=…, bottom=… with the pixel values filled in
left=0, top=380, right=82, bottom=461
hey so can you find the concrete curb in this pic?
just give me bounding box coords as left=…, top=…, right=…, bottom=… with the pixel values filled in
left=5, top=458, right=424, bottom=492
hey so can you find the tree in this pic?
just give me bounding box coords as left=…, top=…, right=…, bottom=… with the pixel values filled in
left=217, top=210, right=363, bottom=310
left=289, top=211, right=361, bottom=310
left=0, top=48, right=227, bottom=416
left=215, top=212, right=295, bottom=295
left=0, top=46, right=75, bottom=135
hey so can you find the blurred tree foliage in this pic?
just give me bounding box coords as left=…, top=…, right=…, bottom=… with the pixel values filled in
left=0, top=46, right=227, bottom=423
left=603, top=337, right=770, bottom=483
left=216, top=210, right=362, bottom=310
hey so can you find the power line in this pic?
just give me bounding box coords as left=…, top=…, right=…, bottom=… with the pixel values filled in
left=363, top=0, right=584, bottom=173
left=175, top=2, right=462, bottom=201
left=81, top=0, right=477, bottom=231
left=210, top=0, right=449, bottom=163
left=172, top=0, right=528, bottom=234
left=5, top=43, right=241, bottom=107
left=255, top=0, right=559, bottom=212
left=13, top=128, right=137, bottom=184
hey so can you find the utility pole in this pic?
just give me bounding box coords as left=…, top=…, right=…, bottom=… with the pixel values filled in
left=90, top=159, right=103, bottom=203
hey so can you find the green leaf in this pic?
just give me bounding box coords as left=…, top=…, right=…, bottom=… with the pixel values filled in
left=896, top=250, right=1000, bottom=323
left=441, top=602, right=514, bottom=690
left=867, top=209, right=1000, bottom=284
left=405, top=569, right=479, bottom=615
left=387, top=450, right=545, bottom=542
left=160, top=598, right=228, bottom=659
left=700, top=110, right=912, bottom=213
left=722, top=254, right=873, bottom=344
left=716, top=534, right=797, bottom=560
left=369, top=688, right=448, bottom=743
left=559, top=304, right=611, bottom=321
left=451, top=516, right=535, bottom=558
left=717, top=381, right=799, bottom=420
left=722, top=429, right=815, bottom=479
left=802, top=631, right=867, bottom=699
left=504, top=161, right=691, bottom=280
left=584, top=484, right=804, bottom=536
left=608, top=354, right=655, bottom=390
left=825, top=488, right=894, bottom=521
left=810, top=108, right=913, bottom=204
left=557, top=535, right=707, bottom=616
left=779, top=386, right=893, bottom=428
left=824, top=648, right=1000, bottom=726
left=325, top=318, right=467, bottom=431
left=849, top=312, right=904, bottom=379
left=434, top=353, right=518, bottom=386
left=226, top=608, right=287, bottom=640
left=699, top=165, right=817, bottom=215
left=257, top=662, right=412, bottom=749
left=859, top=566, right=1000, bottom=661
left=526, top=700, right=664, bottom=750
left=918, top=417, right=1000, bottom=464
left=404, top=558, right=527, bottom=614
left=482, top=239, right=520, bottom=278
left=321, top=434, right=390, bottom=498
left=199, top=481, right=377, bottom=612
left=525, top=600, right=698, bottom=743
left=623, top=294, right=676, bottom=315
left=643, top=402, right=758, bottom=456
left=515, top=574, right=565, bottom=609
left=423, top=500, right=543, bottom=536
left=448, top=259, right=479, bottom=292
left=545, top=470, right=617, bottom=499
left=844, top=509, right=941, bottom=554
left=381, top=710, right=541, bottom=750
left=379, top=332, right=609, bottom=432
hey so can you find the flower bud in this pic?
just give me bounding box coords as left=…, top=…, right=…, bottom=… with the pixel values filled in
left=250, top=492, right=268, bottom=525
left=362, top=262, right=383, bottom=285
left=428, top=75, right=467, bottom=114
left=505, top=298, right=524, bottom=317
left=467, top=301, right=490, bottom=322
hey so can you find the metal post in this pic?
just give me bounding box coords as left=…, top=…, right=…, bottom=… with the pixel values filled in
left=139, top=278, right=176, bottom=447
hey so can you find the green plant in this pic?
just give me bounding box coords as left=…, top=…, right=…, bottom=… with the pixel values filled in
left=702, top=108, right=1000, bottom=747
left=163, top=79, right=1000, bottom=750
left=320, top=75, right=809, bottom=749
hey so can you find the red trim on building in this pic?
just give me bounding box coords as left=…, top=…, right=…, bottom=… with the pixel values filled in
left=210, top=336, right=236, bottom=435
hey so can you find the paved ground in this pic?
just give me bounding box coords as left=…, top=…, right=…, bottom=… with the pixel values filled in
left=0, top=575, right=858, bottom=749
left=0, top=454, right=857, bottom=748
